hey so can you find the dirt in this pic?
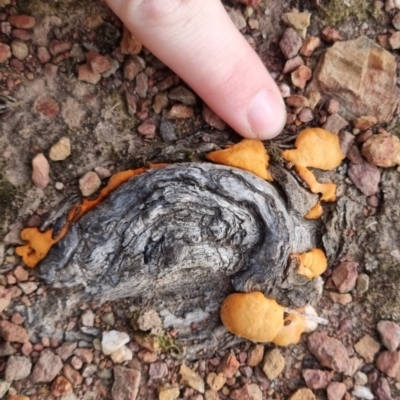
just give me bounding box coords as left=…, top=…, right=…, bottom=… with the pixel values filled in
left=1, top=0, right=400, bottom=399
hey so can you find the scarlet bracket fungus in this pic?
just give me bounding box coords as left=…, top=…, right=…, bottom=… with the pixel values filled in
left=206, top=139, right=273, bottom=181
left=282, top=128, right=346, bottom=217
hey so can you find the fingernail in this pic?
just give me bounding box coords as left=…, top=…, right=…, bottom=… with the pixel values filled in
left=247, top=90, right=286, bottom=140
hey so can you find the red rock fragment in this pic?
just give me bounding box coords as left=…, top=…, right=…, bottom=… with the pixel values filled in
left=8, top=15, right=36, bottom=29
left=325, top=99, right=340, bottom=115
left=302, top=369, right=333, bottom=390
left=230, top=383, right=262, bottom=400
left=31, top=153, right=50, bottom=189
left=49, top=40, right=72, bottom=56
left=51, top=376, right=73, bottom=397
left=348, top=160, right=380, bottom=196
left=120, top=26, right=142, bottom=55
left=307, top=332, right=350, bottom=372
left=283, top=55, right=304, bottom=74
left=78, top=64, right=101, bottom=85
left=62, top=364, right=83, bottom=387
left=202, top=104, right=226, bottom=131
left=327, top=382, right=347, bottom=400
left=86, top=51, right=111, bottom=74
left=35, top=96, right=60, bottom=119
left=0, top=320, right=29, bottom=343
left=37, top=46, right=51, bottom=63
left=0, top=43, right=11, bottom=63
left=300, top=36, right=321, bottom=57
left=79, top=171, right=101, bottom=197
left=31, top=349, right=63, bottom=383
left=353, top=116, right=377, bottom=130
left=137, top=122, right=156, bottom=139
left=321, top=26, right=343, bottom=42
left=331, top=262, right=358, bottom=293
left=167, top=104, right=194, bottom=119
left=112, top=366, right=141, bottom=400
left=376, top=351, right=400, bottom=377
left=279, top=28, right=303, bottom=59
left=124, top=55, right=145, bottom=81
left=374, top=377, right=393, bottom=400
left=362, top=132, right=400, bottom=168
left=11, top=29, right=31, bottom=41
left=247, top=344, right=264, bottom=367
left=217, top=353, right=240, bottom=379
left=354, top=334, right=381, bottom=363
left=377, top=321, right=400, bottom=351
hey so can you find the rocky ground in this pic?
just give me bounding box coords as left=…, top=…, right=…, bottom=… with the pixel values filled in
left=2, top=0, right=400, bottom=399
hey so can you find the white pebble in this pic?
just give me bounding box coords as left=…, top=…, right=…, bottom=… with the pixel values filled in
left=110, top=345, right=133, bottom=363
left=352, top=386, right=374, bottom=400
left=101, top=330, right=130, bottom=355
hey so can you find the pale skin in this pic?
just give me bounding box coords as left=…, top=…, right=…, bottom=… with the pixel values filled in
left=104, top=0, right=287, bottom=140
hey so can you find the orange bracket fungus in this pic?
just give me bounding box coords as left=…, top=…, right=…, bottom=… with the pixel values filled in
left=291, top=248, right=328, bottom=280
left=206, top=139, right=273, bottom=181
left=282, top=128, right=346, bottom=218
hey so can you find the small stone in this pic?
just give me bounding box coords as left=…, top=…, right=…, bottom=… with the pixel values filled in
left=153, top=92, right=169, bottom=114
left=362, top=132, right=400, bottom=167
left=354, top=371, right=368, bottom=386
left=279, top=28, right=303, bottom=59
left=321, top=26, right=343, bottom=43
left=230, top=383, right=263, bottom=400
left=78, top=64, right=101, bottom=85
left=51, top=376, right=73, bottom=397
left=159, top=386, right=180, bottom=400
left=282, top=12, right=311, bottom=39
left=354, top=335, right=381, bottom=363
left=0, top=381, right=11, bottom=398
left=5, top=356, right=32, bottom=381
left=31, top=349, right=63, bottom=383
left=49, top=137, right=71, bottom=161
left=49, top=40, right=72, bottom=56
left=167, top=104, right=194, bottom=119
left=302, top=369, right=333, bottom=390
left=12, top=29, right=31, bottom=41
left=376, top=351, right=400, bottom=377
left=289, top=388, right=316, bottom=400
left=82, top=363, right=97, bottom=378
left=331, top=262, right=358, bottom=293
left=348, top=160, right=380, bottom=196
left=112, top=366, right=141, bottom=400
left=102, top=330, right=130, bottom=355
left=137, top=350, right=157, bottom=363
left=247, top=344, right=264, bottom=367
left=79, top=171, right=101, bottom=197
left=0, top=342, right=15, bottom=357
left=124, top=55, right=145, bottom=81
left=168, top=86, right=196, bottom=106
left=14, top=266, right=29, bottom=282
left=226, top=8, right=246, bottom=30
left=374, top=377, right=392, bottom=400
left=307, top=332, right=350, bottom=372
left=0, top=288, right=11, bottom=313
left=35, top=96, right=60, bottom=119
left=202, top=104, right=226, bottom=131
left=389, top=31, right=400, bottom=49
left=299, top=107, right=313, bottom=122
left=180, top=364, right=205, bottom=393
left=262, top=349, right=285, bottom=380
left=0, top=43, right=11, bottom=63
left=63, top=364, right=83, bottom=387
left=323, top=113, right=349, bottom=134
left=377, top=321, right=400, bottom=351
left=217, top=353, right=240, bottom=379
left=18, top=282, right=37, bottom=294
left=286, top=94, right=309, bottom=108
left=356, top=129, right=374, bottom=143
left=204, top=390, right=219, bottom=400
left=56, top=341, right=77, bottom=361
left=300, top=36, right=321, bottom=57
left=326, top=382, right=346, bottom=400
left=0, top=320, right=29, bottom=343
left=149, top=362, right=168, bottom=380
left=353, top=116, right=377, bottom=131
left=291, top=65, right=312, bottom=89
left=356, top=274, right=370, bottom=295
left=81, top=309, right=95, bottom=327
left=10, top=40, right=28, bottom=60
left=74, top=348, right=93, bottom=364
left=86, top=51, right=110, bottom=74
left=137, top=122, right=156, bottom=139
left=110, top=346, right=133, bottom=364
left=8, top=15, right=35, bottom=29
left=94, top=167, right=112, bottom=179
left=206, top=372, right=226, bottom=391
left=283, top=55, right=304, bottom=74
left=278, top=83, right=291, bottom=98
left=325, top=291, right=353, bottom=305
left=136, top=72, right=148, bottom=98
left=325, top=99, right=340, bottom=115
left=1, top=22, right=11, bottom=35
left=70, top=356, right=83, bottom=370
left=352, top=386, right=374, bottom=400
left=120, top=26, right=142, bottom=55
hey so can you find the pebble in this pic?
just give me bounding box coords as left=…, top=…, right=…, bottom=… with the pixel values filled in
left=94, top=167, right=111, bottom=179
left=230, top=383, right=262, bottom=400
left=356, top=274, right=370, bottom=295
left=302, top=369, right=333, bottom=390
left=307, top=332, right=350, bottom=372
left=377, top=320, right=400, bottom=351
left=153, top=92, right=169, bottom=114
left=35, top=96, right=60, bottom=119
left=8, top=15, right=36, bottom=29
left=78, top=64, right=101, bottom=85
left=5, top=356, right=32, bottom=381
left=331, top=262, right=358, bottom=293
left=0, top=381, right=11, bottom=398
left=323, top=114, right=349, bottom=134
left=283, top=55, right=304, bottom=74
left=289, top=387, right=316, bottom=400
left=226, top=7, right=246, bottom=30
left=137, top=122, right=156, bottom=139
left=374, top=377, right=392, bottom=400
left=299, top=107, right=313, bottom=122
left=51, top=376, right=73, bottom=397
left=362, top=132, right=400, bottom=167
left=13, top=266, right=28, bottom=281
left=0, top=288, right=11, bottom=313
left=138, top=349, right=157, bottom=363
left=167, top=104, right=194, bottom=119
left=49, top=40, right=72, bottom=55
left=79, top=171, right=101, bottom=197
left=352, top=386, right=374, bottom=400
left=81, top=310, right=95, bottom=327
left=278, top=83, right=291, bottom=98
left=158, top=385, right=179, bottom=400
left=86, top=51, right=110, bottom=74
left=10, top=40, right=28, bottom=60
left=291, top=65, right=312, bottom=89
left=389, top=31, right=400, bottom=49
left=300, top=36, right=321, bottom=57
left=101, top=330, right=130, bottom=355
left=120, top=25, right=142, bottom=55
left=81, top=363, right=97, bottom=378
left=282, top=12, right=311, bottom=39
left=31, top=349, right=63, bottom=383
left=149, top=361, right=168, bottom=380
left=70, top=355, right=83, bottom=370
left=0, top=43, right=11, bottom=63
left=63, top=364, right=83, bottom=387
left=321, top=26, right=343, bottom=42
left=354, top=371, right=368, bottom=386
left=348, top=160, right=380, bottom=196
left=12, top=28, right=31, bottom=41
left=49, top=137, right=71, bottom=161
left=279, top=28, right=303, bottom=59
left=180, top=364, right=205, bottom=393
left=101, top=311, right=115, bottom=326
left=112, top=366, right=141, bottom=400
left=168, top=86, right=196, bottom=106
left=217, top=353, right=240, bottom=379
left=123, top=55, right=145, bottom=81
left=18, top=282, right=37, bottom=294
left=261, top=349, right=285, bottom=380
left=0, top=320, right=29, bottom=343
left=202, top=104, right=226, bottom=131
left=110, top=345, right=133, bottom=363
left=353, top=116, right=377, bottom=131
left=247, top=344, right=264, bottom=367
left=56, top=341, right=78, bottom=361
left=354, top=334, right=381, bottom=363
left=136, top=72, right=148, bottom=98
left=375, top=350, right=400, bottom=377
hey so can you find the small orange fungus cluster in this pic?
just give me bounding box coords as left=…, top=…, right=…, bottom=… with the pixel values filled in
left=282, top=128, right=345, bottom=218
left=291, top=248, right=328, bottom=280
left=220, top=291, right=308, bottom=346
left=15, top=164, right=167, bottom=268
left=206, top=139, right=273, bottom=181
